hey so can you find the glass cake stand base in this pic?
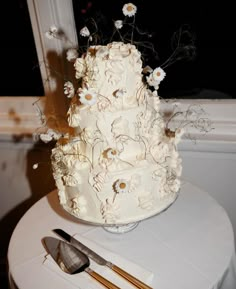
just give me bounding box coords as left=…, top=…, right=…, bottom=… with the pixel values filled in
left=103, top=221, right=139, bottom=234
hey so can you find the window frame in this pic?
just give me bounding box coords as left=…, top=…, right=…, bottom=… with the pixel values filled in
left=0, top=0, right=235, bottom=150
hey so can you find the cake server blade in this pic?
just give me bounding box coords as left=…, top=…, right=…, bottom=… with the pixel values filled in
left=44, top=237, right=121, bottom=289
left=53, top=228, right=153, bottom=289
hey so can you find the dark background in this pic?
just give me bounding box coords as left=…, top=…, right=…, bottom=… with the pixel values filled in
left=72, top=0, right=235, bottom=98
left=0, top=0, right=234, bottom=98
left=0, top=0, right=44, bottom=96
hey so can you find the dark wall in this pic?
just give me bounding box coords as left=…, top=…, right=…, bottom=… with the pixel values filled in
left=72, top=0, right=235, bottom=98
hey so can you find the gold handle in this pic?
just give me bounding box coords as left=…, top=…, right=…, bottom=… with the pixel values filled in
left=111, top=264, right=153, bottom=289
left=85, top=267, right=121, bottom=289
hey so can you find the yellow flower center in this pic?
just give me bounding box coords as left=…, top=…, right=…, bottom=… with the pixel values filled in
left=156, top=71, right=161, bottom=77
left=119, top=182, right=126, bottom=189
left=85, top=94, right=93, bottom=100
left=127, top=5, right=133, bottom=11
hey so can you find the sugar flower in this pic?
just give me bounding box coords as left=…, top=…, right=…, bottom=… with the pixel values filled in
left=114, top=20, right=123, bottom=30
left=74, top=58, right=86, bottom=79
left=80, top=26, right=90, bottom=37
left=122, top=3, right=137, bottom=17
left=66, top=48, right=78, bottom=62
left=152, top=67, right=166, bottom=82
left=146, top=74, right=160, bottom=90
left=32, top=163, right=38, bottom=169
left=45, top=25, right=58, bottom=39
left=146, top=67, right=166, bottom=90
left=114, top=179, right=129, bottom=194
left=47, top=129, right=62, bottom=140
left=40, top=133, right=53, bottom=143
left=78, top=87, right=97, bottom=106
left=64, top=81, right=75, bottom=98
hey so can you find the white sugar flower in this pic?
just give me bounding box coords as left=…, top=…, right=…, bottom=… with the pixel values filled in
left=114, top=179, right=129, bottom=194
left=146, top=67, right=166, bottom=90
left=74, top=58, right=86, bottom=79
left=152, top=67, right=166, bottom=82
left=45, top=25, right=58, bottom=39
left=64, top=81, right=75, bottom=98
left=122, top=3, right=137, bottom=17
left=47, top=129, right=62, bottom=140
left=146, top=74, right=160, bottom=90
left=78, top=87, right=97, bottom=106
left=66, top=48, right=78, bottom=62
left=114, top=20, right=123, bottom=29
left=32, top=163, right=38, bottom=169
left=80, top=26, right=90, bottom=37
left=40, top=133, right=53, bottom=143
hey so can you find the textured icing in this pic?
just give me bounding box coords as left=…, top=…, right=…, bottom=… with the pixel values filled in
left=51, top=42, right=182, bottom=225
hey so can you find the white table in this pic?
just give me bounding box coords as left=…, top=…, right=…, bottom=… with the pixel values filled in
left=7, top=181, right=236, bottom=289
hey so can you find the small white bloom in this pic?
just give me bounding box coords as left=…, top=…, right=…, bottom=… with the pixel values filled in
left=146, top=74, right=160, bottom=90
left=114, top=179, right=129, bottom=194
left=40, top=133, right=53, bottom=143
left=66, top=48, right=78, bottom=62
left=32, top=163, right=38, bottom=169
left=80, top=26, right=90, bottom=37
left=152, top=67, right=166, bottom=82
left=74, top=58, right=86, bottom=79
left=47, top=129, right=62, bottom=140
left=122, top=3, right=137, bottom=17
left=78, top=87, right=97, bottom=106
left=45, top=25, right=58, bottom=39
left=64, top=81, right=75, bottom=98
left=114, top=20, right=123, bottom=29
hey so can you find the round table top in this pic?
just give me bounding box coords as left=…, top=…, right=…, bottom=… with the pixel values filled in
left=7, top=181, right=236, bottom=289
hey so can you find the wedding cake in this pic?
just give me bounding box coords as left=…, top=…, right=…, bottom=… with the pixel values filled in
left=50, top=40, right=183, bottom=225
left=36, top=2, right=186, bottom=227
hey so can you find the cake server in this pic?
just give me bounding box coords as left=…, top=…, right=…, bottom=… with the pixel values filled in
left=44, top=236, right=121, bottom=289
left=53, top=229, right=153, bottom=289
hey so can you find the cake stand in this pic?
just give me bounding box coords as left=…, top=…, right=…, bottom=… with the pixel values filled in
left=64, top=191, right=179, bottom=234
left=103, top=221, right=139, bottom=233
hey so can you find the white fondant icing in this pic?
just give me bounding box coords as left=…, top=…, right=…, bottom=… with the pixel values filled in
left=51, top=42, right=182, bottom=225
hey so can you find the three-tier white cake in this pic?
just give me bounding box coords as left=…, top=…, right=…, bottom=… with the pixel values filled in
left=51, top=41, right=183, bottom=225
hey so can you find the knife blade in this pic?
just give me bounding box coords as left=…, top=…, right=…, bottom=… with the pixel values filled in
left=53, top=228, right=153, bottom=289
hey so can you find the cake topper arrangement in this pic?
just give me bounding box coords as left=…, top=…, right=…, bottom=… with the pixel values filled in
left=33, top=2, right=212, bottom=231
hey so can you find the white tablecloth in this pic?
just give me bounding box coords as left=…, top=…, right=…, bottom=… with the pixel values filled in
left=7, top=181, right=236, bottom=289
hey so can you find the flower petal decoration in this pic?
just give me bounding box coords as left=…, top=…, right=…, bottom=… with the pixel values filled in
left=66, top=48, right=78, bottom=62
left=74, top=58, right=86, bottom=79
left=45, top=25, right=58, bottom=39
left=114, top=179, right=129, bottom=194
left=40, top=133, right=53, bottom=143
left=114, top=20, right=123, bottom=29
left=78, top=87, right=97, bottom=106
left=64, top=81, right=75, bottom=98
left=122, top=3, right=137, bottom=17
left=152, top=67, right=166, bottom=82
left=80, top=26, right=90, bottom=37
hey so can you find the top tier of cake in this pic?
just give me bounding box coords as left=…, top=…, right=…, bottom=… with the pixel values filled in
left=67, top=42, right=148, bottom=128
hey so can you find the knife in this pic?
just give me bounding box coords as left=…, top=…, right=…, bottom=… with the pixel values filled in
left=53, top=229, right=153, bottom=289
